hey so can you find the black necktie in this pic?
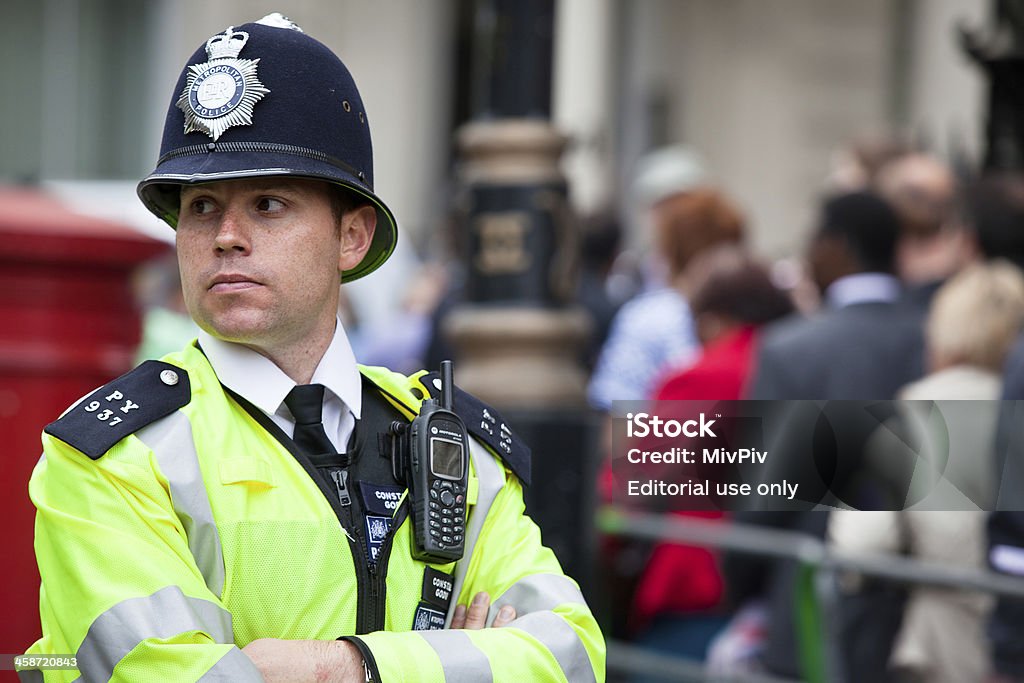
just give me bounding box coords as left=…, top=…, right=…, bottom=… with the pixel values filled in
left=284, top=384, right=338, bottom=460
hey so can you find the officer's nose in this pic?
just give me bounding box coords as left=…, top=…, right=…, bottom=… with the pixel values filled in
left=213, top=205, right=251, bottom=254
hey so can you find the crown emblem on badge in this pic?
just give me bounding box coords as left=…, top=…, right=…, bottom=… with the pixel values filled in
left=176, top=26, right=270, bottom=141
left=205, top=28, right=249, bottom=60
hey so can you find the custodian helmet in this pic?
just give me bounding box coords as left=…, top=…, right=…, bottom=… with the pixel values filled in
left=137, top=14, right=397, bottom=282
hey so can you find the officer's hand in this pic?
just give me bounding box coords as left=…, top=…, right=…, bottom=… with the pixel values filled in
left=451, top=591, right=517, bottom=629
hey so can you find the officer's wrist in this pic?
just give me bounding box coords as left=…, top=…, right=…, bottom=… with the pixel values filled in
left=337, top=636, right=378, bottom=682
left=323, top=640, right=367, bottom=682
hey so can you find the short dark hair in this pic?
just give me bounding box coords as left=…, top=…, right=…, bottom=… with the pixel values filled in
left=964, top=173, right=1024, bottom=271
left=328, top=185, right=370, bottom=224
left=691, top=250, right=794, bottom=325
left=817, top=191, right=900, bottom=273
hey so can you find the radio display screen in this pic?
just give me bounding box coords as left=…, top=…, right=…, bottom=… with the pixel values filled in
left=430, top=438, right=464, bottom=479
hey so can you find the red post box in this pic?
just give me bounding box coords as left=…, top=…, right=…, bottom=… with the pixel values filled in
left=0, top=186, right=168, bottom=670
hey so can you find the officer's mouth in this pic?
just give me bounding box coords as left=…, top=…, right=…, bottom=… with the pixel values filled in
left=209, top=274, right=263, bottom=293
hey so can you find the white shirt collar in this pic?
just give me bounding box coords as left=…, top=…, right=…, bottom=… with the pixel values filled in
left=198, top=317, right=362, bottom=421
left=825, top=272, right=902, bottom=309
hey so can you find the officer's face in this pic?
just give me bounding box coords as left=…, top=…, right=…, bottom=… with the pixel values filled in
left=175, top=177, right=374, bottom=352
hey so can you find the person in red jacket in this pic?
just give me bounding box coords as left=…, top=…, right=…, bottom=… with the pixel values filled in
left=629, top=247, right=793, bottom=671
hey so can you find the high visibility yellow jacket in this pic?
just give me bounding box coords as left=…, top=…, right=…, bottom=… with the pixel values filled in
left=24, top=343, right=605, bottom=682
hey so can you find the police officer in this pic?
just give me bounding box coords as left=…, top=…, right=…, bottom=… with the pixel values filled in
left=22, top=13, right=604, bottom=682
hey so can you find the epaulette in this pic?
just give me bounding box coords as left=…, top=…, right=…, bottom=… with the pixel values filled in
left=419, top=371, right=532, bottom=487
left=44, top=361, right=191, bottom=460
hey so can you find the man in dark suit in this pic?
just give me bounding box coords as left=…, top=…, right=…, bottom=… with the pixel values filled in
left=751, top=190, right=924, bottom=400
left=726, top=191, right=925, bottom=681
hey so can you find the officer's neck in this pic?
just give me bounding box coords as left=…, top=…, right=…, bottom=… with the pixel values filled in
left=242, top=317, right=337, bottom=385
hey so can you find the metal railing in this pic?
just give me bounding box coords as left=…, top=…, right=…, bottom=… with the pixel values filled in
left=606, top=640, right=802, bottom=683
left=597, top=505, right=1024, bottom=683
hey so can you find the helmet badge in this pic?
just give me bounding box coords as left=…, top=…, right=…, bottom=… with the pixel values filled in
left=176, top=27, right=270, bottom=141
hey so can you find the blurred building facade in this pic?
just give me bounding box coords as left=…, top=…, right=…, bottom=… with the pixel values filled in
left=1, top=0, right=987, bottom=273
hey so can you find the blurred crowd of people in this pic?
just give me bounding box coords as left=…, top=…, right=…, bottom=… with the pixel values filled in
left=588, top=137, right=1024, bottom=683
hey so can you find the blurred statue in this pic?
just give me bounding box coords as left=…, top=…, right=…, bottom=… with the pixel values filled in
left=962, top=0, right=1024, bottom=170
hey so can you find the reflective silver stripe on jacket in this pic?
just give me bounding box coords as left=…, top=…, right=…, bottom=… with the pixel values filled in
left=136, top=411, right=226, bottom=598
left=197, top=646, right=264, bottom=681
left=509, top=611, right=597, bottom=683
left=447, top=438, right=506, bottom=625
left=487, top=573, right=587, bottom=627
left=16, top=670, right=42, bottom=683
left=418, top=630, right=493, bottom=682
left=73, top=585, right=253, bottom=682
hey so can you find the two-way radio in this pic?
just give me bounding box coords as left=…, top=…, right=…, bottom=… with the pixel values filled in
left=389, top=360, right=469, bottom=563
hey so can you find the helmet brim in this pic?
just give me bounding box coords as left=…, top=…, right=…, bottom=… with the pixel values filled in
left=137, top=148, right=398, bottom=283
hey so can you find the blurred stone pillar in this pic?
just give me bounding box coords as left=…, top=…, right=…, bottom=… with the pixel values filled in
left=452, top=120, right=589, bottom=406
left=447, top=0, right=596, bottom=589
left=451, top=0, right=588, bottom=408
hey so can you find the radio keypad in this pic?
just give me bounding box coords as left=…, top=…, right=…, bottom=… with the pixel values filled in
left=429, top=478, right=466, bottom=547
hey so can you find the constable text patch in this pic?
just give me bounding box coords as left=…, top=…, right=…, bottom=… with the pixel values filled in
left=421, top=567, right=454, bottom=610
left=360, top=482, right=403, bottom=516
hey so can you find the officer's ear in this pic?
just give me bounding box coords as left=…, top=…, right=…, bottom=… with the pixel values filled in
left=338, top=205, right=377, bottom=274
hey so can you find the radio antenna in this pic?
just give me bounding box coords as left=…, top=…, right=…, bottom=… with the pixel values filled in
left=440, top=360, right=454, bottom=410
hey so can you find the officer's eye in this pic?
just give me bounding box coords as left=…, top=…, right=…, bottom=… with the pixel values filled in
left=256, top=197, right=286, bottom=212
left=189, top=198, right=217, bottom=215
